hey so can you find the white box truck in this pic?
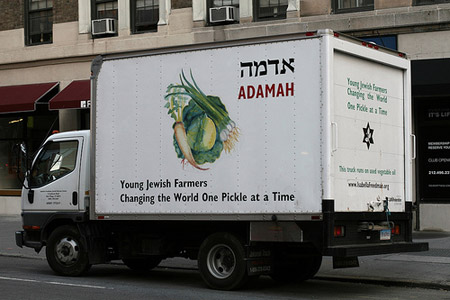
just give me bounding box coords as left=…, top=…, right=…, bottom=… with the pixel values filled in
left=16, top=30, right=427, bottom=290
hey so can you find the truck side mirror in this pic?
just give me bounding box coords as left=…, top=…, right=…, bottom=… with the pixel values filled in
left=14, top=142, right=30, bottom=189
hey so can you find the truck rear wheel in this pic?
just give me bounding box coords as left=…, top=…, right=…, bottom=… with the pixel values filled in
left=46, top=225, right=91, bottom=276
left=198, top=232, right=248, bottom=290
left=123, top=256, right=162, bottom=272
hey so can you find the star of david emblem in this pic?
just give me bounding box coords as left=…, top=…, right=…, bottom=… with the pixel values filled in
left=363, top=122, right=374, bottom=149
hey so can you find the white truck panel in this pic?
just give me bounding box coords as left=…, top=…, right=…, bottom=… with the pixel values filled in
left=331, top=51, right=406, bottom=212
left=94, top=38, right=324, bottom=216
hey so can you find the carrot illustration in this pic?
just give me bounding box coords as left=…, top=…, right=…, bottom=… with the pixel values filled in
left=173, top=121, right=208, bottom=170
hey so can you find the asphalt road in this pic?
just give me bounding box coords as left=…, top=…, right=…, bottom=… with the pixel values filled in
left=1, top=256, right=449, bottom=300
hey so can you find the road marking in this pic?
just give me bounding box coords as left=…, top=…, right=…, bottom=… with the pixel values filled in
left=382, top=254, right=450, bottom=264
left=47, top=281, right=109, bottom=289
left=0, top=276, right=39, bottom=283
left=0, top=276, right=111, bottom=289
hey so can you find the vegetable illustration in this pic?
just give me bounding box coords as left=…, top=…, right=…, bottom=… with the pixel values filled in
left=165, top=71, right=239, bottom=169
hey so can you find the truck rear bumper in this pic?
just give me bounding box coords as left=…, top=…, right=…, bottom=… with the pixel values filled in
left=321, top=200, right=429, bottom=258
left=324, top=241, right=429, bottom=257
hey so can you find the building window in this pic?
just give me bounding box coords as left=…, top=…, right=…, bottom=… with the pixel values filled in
left=93, top=0, right=118, bottom=19
left=0, top=117, right=25, bottom=189
left=131, top=0, right=159, bottom=33
left=333, top=0, right=373, bottom=13
left=0, top=114, right=59, bottom=190
left=412, top=59, right=450, bottom=204
left=26, top=0, right=53, bottom=46
left=362, top=35, right=397, bottom=51
left=254, top=0, right=287, bottom=21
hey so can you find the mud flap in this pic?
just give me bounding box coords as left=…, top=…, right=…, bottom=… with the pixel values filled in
left=246, top=247, right=273, bottom=276
left=333, top=256, right=359, bottom=268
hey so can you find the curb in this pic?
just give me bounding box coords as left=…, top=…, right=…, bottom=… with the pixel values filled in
left=315, top=275, right=450, bottom=291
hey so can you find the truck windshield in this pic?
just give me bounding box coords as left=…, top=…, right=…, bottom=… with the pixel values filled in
left=29, top=140, right=78, bottom=188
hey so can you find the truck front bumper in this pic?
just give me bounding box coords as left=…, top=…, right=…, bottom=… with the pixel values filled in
left=15, top=231, right=23, bottom=248
left=15, top=230, right=43, bottom=252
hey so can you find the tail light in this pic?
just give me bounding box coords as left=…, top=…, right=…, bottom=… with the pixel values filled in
left=334, top=225, right=345, bottom=237
left=391, top=224, right=401, bottom=235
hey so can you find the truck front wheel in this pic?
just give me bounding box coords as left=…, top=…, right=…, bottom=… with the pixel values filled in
left=198, top=232, right=248, bottom=290
left=46, top=225, right=91, bottom=276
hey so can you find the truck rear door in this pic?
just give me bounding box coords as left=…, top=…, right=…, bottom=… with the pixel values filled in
left=331, top=50, right=406, bottom=213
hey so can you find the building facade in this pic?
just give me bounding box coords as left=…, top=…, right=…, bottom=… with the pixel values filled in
left=1, top=0, right=450, bottom=230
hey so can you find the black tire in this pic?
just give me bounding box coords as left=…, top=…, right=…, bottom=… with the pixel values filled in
left=198, top=232, right=248, bottom=290
left=306, top=254, right=323, bottom=279
left=123, top=256, right=163, bottom=272
left=46, top=225, right=91, bottom=276
left=270, top=254, right=322, bottom=283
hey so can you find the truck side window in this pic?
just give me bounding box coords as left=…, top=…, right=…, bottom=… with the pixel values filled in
left=29, top=141, right=79, bottom=188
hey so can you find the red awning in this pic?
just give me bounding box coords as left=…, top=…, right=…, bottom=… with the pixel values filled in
left=49, top=80, right=90, bottom=110
left=0, top=82, right=59, bottom=114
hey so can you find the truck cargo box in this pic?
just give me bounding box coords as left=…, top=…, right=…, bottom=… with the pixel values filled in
left=92, top=30, right=412, bottom=220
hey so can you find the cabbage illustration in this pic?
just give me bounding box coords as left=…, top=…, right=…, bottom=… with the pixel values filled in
left=165, top=71, right=239, bottom=169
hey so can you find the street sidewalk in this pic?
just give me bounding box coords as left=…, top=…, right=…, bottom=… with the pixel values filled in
left=1, top=215, right=449, bottom=290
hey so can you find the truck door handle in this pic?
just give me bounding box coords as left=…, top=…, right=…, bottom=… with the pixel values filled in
left=331, top=122, right=338, bottom=153
left=411, top=134, right=416, bottom=160
left=72, top=191, right=78, bottom=206
left=28, top=190, right=34, bottom=204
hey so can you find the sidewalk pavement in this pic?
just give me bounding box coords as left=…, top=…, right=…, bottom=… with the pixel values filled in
left=1, top=215, right=449, bottom=290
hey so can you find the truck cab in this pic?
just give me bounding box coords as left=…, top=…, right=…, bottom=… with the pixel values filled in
left=17, top=130, right=90, bottom=252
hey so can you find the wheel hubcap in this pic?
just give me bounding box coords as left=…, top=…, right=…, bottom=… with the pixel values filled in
left=55, top=237, right=79, bottom=265
left=207, top=244, right=236, bottom=279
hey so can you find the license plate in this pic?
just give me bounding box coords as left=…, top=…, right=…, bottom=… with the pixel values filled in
left=380, top=229, right=391, bottom=241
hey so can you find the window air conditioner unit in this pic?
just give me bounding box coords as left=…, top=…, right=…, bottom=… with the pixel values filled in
left=91, top=18, right=117, bottom=36
left=209, top=6, right=238, bottom=23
